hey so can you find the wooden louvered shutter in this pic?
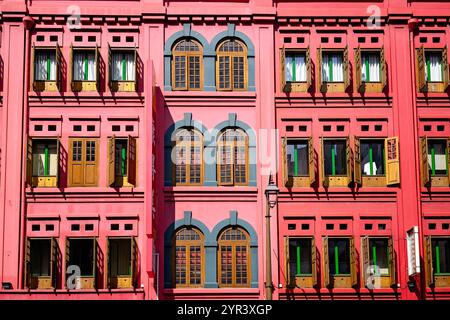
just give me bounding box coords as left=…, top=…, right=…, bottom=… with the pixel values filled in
left=380, top=46, right=387, bottom=90
left=420, top=137, right=430, bottom=187
left=65, top=239, right=70, bottom=288
left=344, top=45, right=350, bottom=91
left=69, top=44, right=74, bottom=91
left=132, top=237, right=138, bottom=288
left=388, top=237, right=396, bottom=287
left=56, top=138, right=60, bottom=187
left=361, top=236, right=369, bottom=287
left=56, top=44, right=62, bottom=91
left=108, top=137, right=116, bottom=186
left=354, top=137, right=362, bottom=185
left=30, top=43, right=35, bottom=90
left=308, top=137, right=315, bottom=185
left=284, top=236, right=291, bottom=287
left=282, top=137, right=288, bottom=186
left=424, top=236, right=434, bottom=287
left=280, top=45, right=288, bottom=92
left=317, top=47, right=325, bottom=93
left=350, top=237, right=358, bottom=287
left=24, top=238, right=31, bottom=288
left=323, top=236, right=329, bottom=287
left=50, top=237, right=58, bottom=289
left=417, top=45, right=427, bottom=92
left=108, top=44, right=113, bottom=91
left=93, top=238, right=98, bottom=289
left=447, top=138, right=450, bottom=185
left=128, top=136, right=137, bottom=186
left=134, top=46, right=139, bottom=92
left=385, top=137, right=400, bottom=185
left=95, top=45, right=100, bottom=92
left=354, top=46, right=363, bottom=93
left=442, top=45, right=449, bottom=91
left=311, top=237, right=317, bottom=287
left=306, top=46, right=312, bottom=89
left=320, top=138, right=329, bottom=188
left=27, top=137, right=33, bottom=186
left=106, top=238, right=111, bottom=289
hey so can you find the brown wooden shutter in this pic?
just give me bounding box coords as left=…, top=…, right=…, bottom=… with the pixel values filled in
left=134, top=46, right=139, bottom=92
left=344, top=45, right=350, bottom=91
left=417, top=45, right=427, bottom=92
left=282, top=137, right=289, bottom=186
left=108, top=44, right=113, bottom=91
left=354, top=137, right=362, bottom=186
left=381, top=46, right=387, bottom=90
left=24, top=238, right=31, bottom=288
left=346, top=137, right=352, bottom=185
left=65, top=239, right=70, bottom=288
left=106, top=237, right=110, bottom=289
left=388, top=237, right=396, bottom=287
left=68, top=139, right=82, bottom=187
left=93, top=237, right=98, bottom=289
left=50, top=237, right=57, bottom=289
left=284, top=236, right=291, bottom=287
left=132, top=237, right=138, bottom=288
left=420, top=137, right=430, bottom=187
left=323, top=236, right=330, bottom=287
left=361, top=236, right=369, bottom=287
left=354, top=46, right=363, bottom=93
left=317, top=47, right=326, bottom=93
left=69, top=44, right=73, bottom=91
left=108, top=137, right=116, bottom=186
left=280, top=45, right=289, bottom=92
left=311, top=237, right=317, bottom=287
left=128, top=136, right=137, bottom=186
left=308, top=137, right=315, bottom=186
left=447, top=138, right=450, bottom=185
left=30, top=43, right=35, bottom=90
left=95, top=45, right=100, bottom=92
left=320, top=137, right=329, bottom=187
left=84, top=139, right=98, bottom=186
left=385, top=137, right=400, bottom=185
left=443, top=45, right=449, bottom=91
left=56, top=44, right=62, bottom=91
left=56, top=138, right=60, bottom=187
left=26, top=137, right=33, bottom=186
left=424, top=236, right=434, bottom=287
left=350, top=237, right=358, bottom=287
left=306, top=46, right=312, bottom=89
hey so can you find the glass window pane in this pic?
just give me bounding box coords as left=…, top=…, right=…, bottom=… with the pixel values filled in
left=432, top=238, right=450, bottom=274
left=369, top=238, right=389, bottom=275
left=324, top=140, right=347, bottom=176
left=286, top=53, right=307, bottom=82
left=287, top=141, right=309, bottom=176
left=425, top=52, right=443, bottom=82
left=35, top=50, right=56, bottom=81
left=361, top=140, right=385, bottom=176
left=361, top=52, right=381, bottom=82
left=428, top=140, right=447, bottom=176
left=289, top=238, right=312, bottom=277
left=30, top=239, right=51, bottom=276
left=329, top=238, right=350, bottom=275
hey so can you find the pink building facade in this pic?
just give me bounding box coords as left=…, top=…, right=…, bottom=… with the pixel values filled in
left=0, top=0, right=449, bottom=300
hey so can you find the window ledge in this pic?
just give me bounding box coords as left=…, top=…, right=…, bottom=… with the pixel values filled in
left=164, top=186, right=258, bottom=193
left=28, top=91, right=143, bottom=98
left=164, top=91, right=257, bottom=98
left=163, top=288, right=259, bottom=295
left=26, top=187, right=145, bottom=193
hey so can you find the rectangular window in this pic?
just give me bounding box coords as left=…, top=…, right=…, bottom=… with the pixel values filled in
left=73, top=50, right=96, bottom=81
left=324, top=140, right=347, bottom=176
left=361, top=52, right=380, bottom=82
left=67, top=238, right=95, bottom=277
left=288, top=238, right=312, bottom=276
left=114, top=139, right=128, bottom=177
left=432, top=238, right=450, bottom=275
left=69, top=138, right=98, bottom=187
left=361, top=140, right=385, bottom=176
left=34, top=50, right=56, bottom=81
left=285, top=53, right=307, bottom=82
left=287, top=141, right=309, bottom=176
left=428, top=140, right=448, bottom=176
left=111, top=51, right=135, bottom=81
left=30, top=239, right=51, bottom=277
left=328, top=238, right=350, bottom=275
left=425, top=51, right=443, bottom=82
left=109, top=238, right=132, bottom=277
left=369, top=238, right=390, bottom=276
left=32, top=140, right=58, bottom=177
left=322, top=52, right=344, bottom=82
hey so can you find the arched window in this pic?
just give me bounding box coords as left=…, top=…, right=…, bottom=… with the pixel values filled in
left=218, top=227, right=250, bottom=287
left=173, top=128, right=203, bottom=186
left=172, top=39, right=203, bottom=90
left=173, top=227, right=204, bottom=287
left=217, top=128, right=248, bottom=186
left=216, top=39, right=247, bottom=91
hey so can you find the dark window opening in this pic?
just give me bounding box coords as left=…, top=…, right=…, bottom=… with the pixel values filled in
left=358, top=37, right=366, bottom=43
left=339, top=224, right=347, bottom=230
left=288, top=224, right=296, bottom=230
left=361, top=140, right=385, bottom=176
left=432, top=37, right=440, bottom=44
left=50, top=35, right=58, bottom=42
left=324, top=140, right=347, bottom=176
left=369, top=238, right=390, bottom=275
left=124, top=224, right=133, bottom=231
left=364, top=224, right=373, bottom=230
left=287, top=140, right=309, bottom=177
left=113, top=36, right=121, bottom=42
left=45, top=224, right=54, bottom=231
left=125, top=125, right=134, bottom=132
left=328, top=238, right=350, bottom=275
left=301, top=224, right=310, bottom=230
left=30, top=239, right=51, bottom=277
left=87, top=125, right=95, bottom=132
left=284, top=37, right=292, bottom=43
left=299, top=126, right=307, bottom=132
left=48, top=125, right=57, bottom=132
left=336, top=125, right=345, bottom=132
left=361, top=125, right=369, bottom=132
left=323, top=125, right=331, bottom=132
left=432, top=238, right=450, bottom=274
left=34, top=125, right=43, bottom=131
left=67, top=238, right=95, bottom=276
left=428, top=140, right=448, bottom=176
left=112, top=125, right=121, bottom=132
left=424, top=125, right=432, bottom=132
left=109, top=238, right=132, bottom=277
left=74, top=35, right=83, bottom=42
left=321, top=37, right=329, bottom=43
left=334, top=37, right=342, bottom=43
left=85, top=224, right=94, bottom=231
left=374, top=125, right=382, bottom=131
left=71, top=224, right=80, bottom=231
left=73, top=125, right=82, bottom=132
left=429, top=223, right=437, bottom=230
left=326, top=224, right=334, bottom=230
left=371, top=37, right=379, bottom=43
left=32, top=224, right=40, bottom=231
left=378, top=224, right=386, bottom=230
left=111, top=224, right=120, bottom=231
left=115, top=139, right=128, bottom=177
left=126, top=36, right=134, bottom=43
left=286, top=126, right=294, bottom=132
left=419, top=37, right=427, bottom=43
left=288, top=238, right=312, bottom=277
left=297, top=37, right=305, bottom=43
left=88, top=36, right=96, bottom=42
left=437, top=125, right=445, bottom=132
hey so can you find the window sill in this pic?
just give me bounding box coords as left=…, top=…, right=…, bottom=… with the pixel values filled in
left=164, top=186, right=258, bottom=193
left=28, top=91, right=142, bottom=98
left=164, top=91, right=257, bottom=98
left=163, top=288, right=260, bottom=295
left=26, top=186, right=144, bottom=193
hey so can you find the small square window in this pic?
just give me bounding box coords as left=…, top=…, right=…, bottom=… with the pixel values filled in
left=124, top=224, right=133, bottom=231
left=374, top=125, right=383, bottom=131
left=339, top=224, right=347, bottom=230
left=45, top=224, right=54, bottom=231
left=88, top=36, right=96, bottom=42
left=378, top=224, right=386, bottom=230
left=85, top=224, right=94, bottom=231
left=326, top=223, right=334, bottom=230
left=87, top=125, right=95, bottom=132
left=126, top=36, right=134, bottom=43
left=49, top=35, right=58, bottom=42
left=111, top=224, right=119, bottom=231
left=71, top=224, right=80, bottom=231
left=125, top=125, right=134, bottom=132
left=437, top=125, right=445, bottom=132
left=419, top=37, right=427, bottom=43
left=371, top=37, right=379, bottom=43
left=299, top=125, right=307, bottom=132
left=429, top=223, right=436, bottom=230
left=364, top=224, right=373, bottom=230
left=432, top=37, right=440, bottom=44
left=113, top=36, right=121, bottom=42
left=323, top=125, right=331, bottom=132
left=284, top=37, right=292, bottom=43
left=358, top=37, right=366, bottom=43
left=73, top=125, right=82, bottom=132
left=334, top=37, right=342, bottom=43
left=32, top=224, right=40, bottom=231
left=74, top=35, right=83, bottom=42
left=288, top=224, right=296, bottom=230
left=301, top=224, right=310, bottom=230
left=442, top=223, right=449, bottom=230
left=286, top=125, right=294, bottom=132
left=361, top=125, right=369, bottom=131
left=36, top=35, right=45, bottom=42
left=336, top=125, right=345, bottom=132
left=424, top=125, right=432, bottom=132
left=34, top=125, right=43, bottom=131
left=296, top=37, right=304, bottom=43
left=48, top=125, right=57, bottom=131
left=112, top=125, right=121, bottom=132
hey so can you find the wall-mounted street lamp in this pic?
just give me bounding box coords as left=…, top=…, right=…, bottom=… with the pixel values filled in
left=264, top=178, right=279, bottom=300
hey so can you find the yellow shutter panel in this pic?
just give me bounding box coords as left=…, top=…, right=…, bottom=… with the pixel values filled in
left=311, top=237, right=317, bottom=287
left=350, top=237, right=358, bottom=287
left=24, top=238, right=31, bottom=288
left=424, top=236, right=434, bottom=287
left=388, top=237, right=396, bottom=287
left=282, top=137, right=289, bottom=187
left=320, top=138, right=329, bottom=188
left=344, top=45, right=350, bottom=91
left=346, top=137, right=352, bottom=186
left=26, top=137, right=33, bottom=186
left=317, top=47, right=326, bottom=93
left=354, top=137, right=362, bottom=186
left=420, top=137, right=430, bottom=187
left=306, top=46, right=312, bottom=89
left=385, top=137, right=400, bottom=185
left=354, top=46, right=363, bottom=93
left=442, top=45, right=448, bottom=91
left=323, top=236, right=329, bottom=287
left=280, top=45, right=289, bottom=92
left=361, top=236, right=369, bottom=287
left=417, top=45, right=427, bottom=92
left=308, top=137, right=315, bottom=186
left=108, top=137, right=116, bottom=186
left=381, top=46, right=387, bottom=90
left=284, top=236, right=291, bottom=287
left=128, top=136, right=137, bottom=186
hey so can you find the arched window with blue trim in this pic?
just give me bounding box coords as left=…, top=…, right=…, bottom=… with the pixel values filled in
left=217, top=128, right=248, bottom=186
left=173, top=128, right=204, bottom=186
left=216, top=39, right=247, bottom=91
left=172, top=38, right=203, bottom=91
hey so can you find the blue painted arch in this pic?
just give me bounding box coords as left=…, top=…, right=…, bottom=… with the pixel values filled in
left=207, top=31, right=255, bottom=57
left=164, top=30, right=210, bottom=56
